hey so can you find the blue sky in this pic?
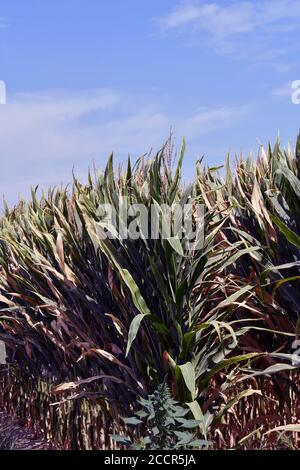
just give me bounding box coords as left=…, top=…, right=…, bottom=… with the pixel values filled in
left=0, top=0, right=300, bottom=204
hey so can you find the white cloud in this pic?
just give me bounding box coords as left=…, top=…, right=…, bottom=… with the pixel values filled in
left=0, top=89, right=170, bottom=168
left=159, top=1, right=300, bottom=35
left=159, top=2, right=254, bottom=35
left=0, top=89, right=170, bottom=203
left=0, top=88, right=247, bottom=204
left=0, top=89, right=119, bottom=135
left=0, top=89, right=245, bottom=162
left=159, top=4, right=208, bottom=30
left=180, top=106, right=247, bottom=137
left=158, top=1, right=300, bottom=66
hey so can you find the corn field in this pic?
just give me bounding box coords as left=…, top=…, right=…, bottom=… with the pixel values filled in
left=0, top=135, right=300, bottom=449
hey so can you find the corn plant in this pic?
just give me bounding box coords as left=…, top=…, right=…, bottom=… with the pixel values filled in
left=0, top=136, right=299, bottom=449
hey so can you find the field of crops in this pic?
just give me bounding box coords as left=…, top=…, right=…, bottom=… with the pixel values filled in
left=0, top=136, right=300, bottom=450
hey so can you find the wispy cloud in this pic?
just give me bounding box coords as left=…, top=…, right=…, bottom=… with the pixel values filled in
left=158, top=1, right=300, bottom=67
left=180, top=106, right=247, bottom=137
left=159, top=1, right=300, bottom=33
left=0, top=88, right=247, bottom=203
left=0, top=89, right=168, bottom=167
left=0, top=89, right=170, bottom=204
left=159, top=2, right=254, bottom=34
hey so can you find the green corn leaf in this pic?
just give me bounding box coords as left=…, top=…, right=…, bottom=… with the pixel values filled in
left=176, top=362, right=196, bottom=401
left=126, top=313, right=150, bottom=357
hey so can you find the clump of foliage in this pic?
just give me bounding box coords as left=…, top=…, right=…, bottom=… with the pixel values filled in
left=0, top=134, right=300, bottom=449
left=0, top=426, right=15, bottom=450
left=0, top=433, right=14, bottom=450
left=112, top=383, right=210, bottom=450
